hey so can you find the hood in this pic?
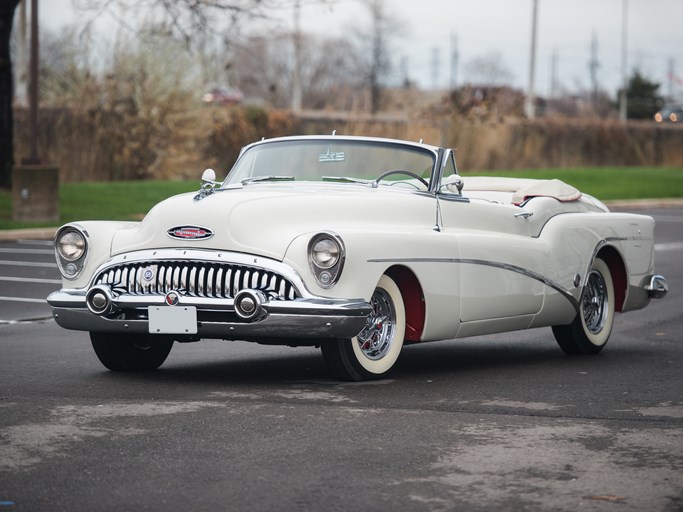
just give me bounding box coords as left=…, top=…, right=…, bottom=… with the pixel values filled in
left=110, top=184, right=435, bottom=260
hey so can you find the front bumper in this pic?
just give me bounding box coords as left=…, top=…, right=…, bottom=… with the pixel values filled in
left=47, top=289, right=371, bottom=341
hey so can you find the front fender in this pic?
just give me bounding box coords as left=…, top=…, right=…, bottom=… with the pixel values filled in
left=57, top=221, right=138, bottom=289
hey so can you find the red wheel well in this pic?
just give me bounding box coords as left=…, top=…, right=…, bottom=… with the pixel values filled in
left=386, top=266, right=425, bottom=342
left=597, top=246, right=627, bottom=312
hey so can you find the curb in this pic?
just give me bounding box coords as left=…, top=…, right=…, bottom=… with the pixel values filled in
left=0, top=227, right=57, bottom=242
left=604, top=198, right=683, bottom=211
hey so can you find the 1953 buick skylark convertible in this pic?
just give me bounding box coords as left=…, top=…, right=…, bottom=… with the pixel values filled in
left=47, top=135, right=669, bottom=381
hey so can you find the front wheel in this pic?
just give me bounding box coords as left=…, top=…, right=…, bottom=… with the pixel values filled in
left=552, top=257, right=615, bottom=355
left=90, top=332, right=174, bottom=371
left=321, top=275, right=405, bottom=381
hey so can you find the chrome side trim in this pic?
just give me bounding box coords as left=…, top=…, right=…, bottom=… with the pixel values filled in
left=368, top=257, right=580, bottom=312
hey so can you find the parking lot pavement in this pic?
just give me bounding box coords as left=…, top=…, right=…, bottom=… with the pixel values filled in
left=0, top=240, right=61, bottom=323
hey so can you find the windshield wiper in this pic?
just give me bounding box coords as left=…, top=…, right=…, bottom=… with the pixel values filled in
left=322, top=176, right=374, bottom=186
left=241, top=176, right=295, bottom=185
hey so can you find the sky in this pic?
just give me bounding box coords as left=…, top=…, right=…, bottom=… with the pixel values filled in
left=37, top=0, right=683, bottom=99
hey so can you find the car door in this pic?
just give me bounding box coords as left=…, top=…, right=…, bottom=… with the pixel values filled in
left=436, top=152, right=545, bottom=329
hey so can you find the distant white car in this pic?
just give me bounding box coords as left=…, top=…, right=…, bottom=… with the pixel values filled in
left=48, top=135, right=668, bottom=380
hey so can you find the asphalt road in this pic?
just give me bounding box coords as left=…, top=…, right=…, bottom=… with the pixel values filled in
left=1, top=209, right=682, bottom=512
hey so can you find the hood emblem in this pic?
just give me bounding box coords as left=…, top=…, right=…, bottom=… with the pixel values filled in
left=167, top=226, right=214, bottom=240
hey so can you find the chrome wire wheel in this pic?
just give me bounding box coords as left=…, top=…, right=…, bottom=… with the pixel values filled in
left=356, top=288, right=396, bottom=361
left=582, top=269, right=609, bottom=335
left=552, top=257, right=615, bottom=355
left=321, top=274, right=405, bottom=381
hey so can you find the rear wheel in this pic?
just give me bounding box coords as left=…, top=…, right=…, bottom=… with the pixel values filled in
left=322, top=275, right=405, bottom=381
left=90, top=332, right=174, bottom=371
left=552, top=257, right=615, bottom=355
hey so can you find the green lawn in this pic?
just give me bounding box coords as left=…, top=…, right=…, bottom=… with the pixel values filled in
left=1, top=167, right=682, bottom=230
left=462, top=167, right=683, bottom=202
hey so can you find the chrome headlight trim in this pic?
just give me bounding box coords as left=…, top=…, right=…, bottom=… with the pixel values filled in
left=308, top=232, right=345, bottom=289
left=55, top=225, right=88, bottom=280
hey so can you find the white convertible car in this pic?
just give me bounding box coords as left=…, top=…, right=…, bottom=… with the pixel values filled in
left=47, top=135, right=668, bottom=380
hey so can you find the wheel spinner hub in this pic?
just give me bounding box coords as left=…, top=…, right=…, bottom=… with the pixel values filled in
left=357, top=289, right=396, bottom=360
left=582, top=269, right=608, bottom=334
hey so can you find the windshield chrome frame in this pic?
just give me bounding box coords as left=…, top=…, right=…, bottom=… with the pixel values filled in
left=221, top=135, right=442, bottom=191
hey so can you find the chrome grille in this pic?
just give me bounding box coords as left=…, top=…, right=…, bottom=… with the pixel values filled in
left=94, top=261, right=299, bottom=300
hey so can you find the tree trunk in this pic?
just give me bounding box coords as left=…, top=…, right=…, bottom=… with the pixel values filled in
left=0, top=0, right=20, bottom=190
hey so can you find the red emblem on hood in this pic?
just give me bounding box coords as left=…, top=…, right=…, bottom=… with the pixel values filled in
left=167, top=226, right=214, bottom=240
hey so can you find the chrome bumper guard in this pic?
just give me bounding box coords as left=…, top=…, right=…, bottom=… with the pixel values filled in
left=47, top=288, right=372, bottom=340
left=644, top=274, right=668, bottom=299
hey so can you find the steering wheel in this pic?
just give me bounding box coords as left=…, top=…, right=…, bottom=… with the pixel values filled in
left=375, top=169, right=429, bottom=189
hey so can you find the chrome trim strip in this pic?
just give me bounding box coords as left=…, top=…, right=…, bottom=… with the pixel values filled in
left=48, top=290, right=371, bottom=317
left=368, top=257, right=579, bottom=312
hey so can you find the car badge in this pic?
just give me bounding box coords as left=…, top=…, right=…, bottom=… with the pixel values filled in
left=167, top=225, right=214, bottom=240
left=165, top=291, right=180, bottom=306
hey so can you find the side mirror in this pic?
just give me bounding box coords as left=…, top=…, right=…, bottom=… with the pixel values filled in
left=201, top=168, right=217, bottom=183
left=440, top=175, right=464, bottom=195
left=453, top=176, right=464, bottom=194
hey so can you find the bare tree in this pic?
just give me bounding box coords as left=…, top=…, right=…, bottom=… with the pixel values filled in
left=232, top=30, right=360, bottom=109
left=463, top=51, right=514, bottom=87
left=73, top=0, right=285, bottom=44
left=351, top=0, right=405, bottom=114
left=0, top=0, right=290, bottom=189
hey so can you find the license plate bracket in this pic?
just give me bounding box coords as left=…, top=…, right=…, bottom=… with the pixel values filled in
left=148, top=306, right=197, bottom=334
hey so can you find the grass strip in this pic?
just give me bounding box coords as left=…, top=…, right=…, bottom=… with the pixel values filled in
left=1, top=167, right=682, bottom=230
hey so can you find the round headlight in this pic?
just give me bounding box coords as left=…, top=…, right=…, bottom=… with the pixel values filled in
left=311, top=238, right=340, bottom=269
left=57, top=229, right=86, bottom=262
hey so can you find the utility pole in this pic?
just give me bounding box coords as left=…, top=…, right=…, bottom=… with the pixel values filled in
left=13, top=0, right=60, bottom=222
left=589, top=32, right=600, bottom=111
left=525, top=0, right=539, bottom=119
left=449, top=32, right=459, bottom=91
left=15, top=0, right=28, bottom=107
left=431, top=47, right=440, bottom=90
left=26, top=0, right=39, bottom=164
left=549, top=47, right=558, bottom=99
left=291, top=0, right=302, bottom=113
left=619, top=0, right=628, bottom=123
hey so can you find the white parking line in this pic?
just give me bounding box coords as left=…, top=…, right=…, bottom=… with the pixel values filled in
left=0, top=260, right=58, bottom=268
left=0, top=276, right=62, bottom=284
left=17, top=240, right=54, bottom=246
left=0, top=296, right=48, bottom=303
left=0, top=248, right=54, bottom=255
left=655, top=242, right=683, bottom=251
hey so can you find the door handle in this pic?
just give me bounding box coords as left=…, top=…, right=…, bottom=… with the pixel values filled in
left=514, top=211, right=533, bottom=219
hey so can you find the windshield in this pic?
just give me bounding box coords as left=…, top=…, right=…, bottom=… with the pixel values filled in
left=222, top=139, right=437, bottom=188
